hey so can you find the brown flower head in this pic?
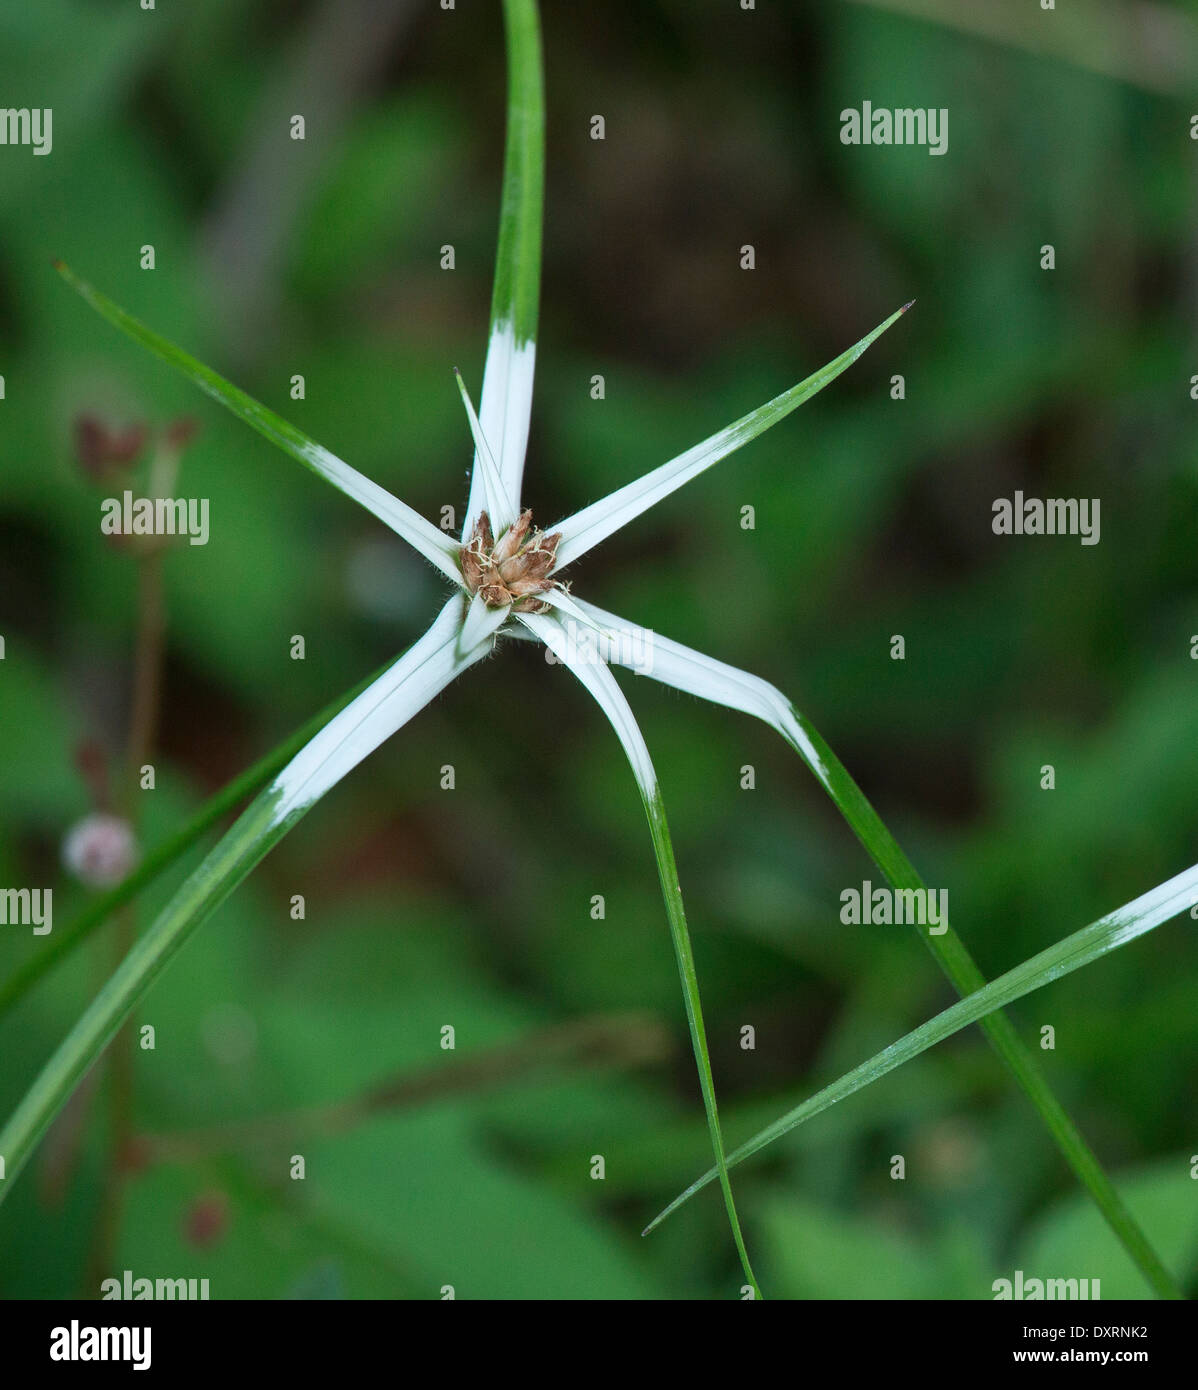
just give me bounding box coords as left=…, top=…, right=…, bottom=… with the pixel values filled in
left=460, top=509, right=562, bottom=613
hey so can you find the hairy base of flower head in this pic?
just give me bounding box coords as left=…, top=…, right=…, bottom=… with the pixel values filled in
left=460, top=510, right=562, bottom=613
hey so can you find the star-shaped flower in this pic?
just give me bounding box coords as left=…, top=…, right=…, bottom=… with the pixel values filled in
left=4, top=0, right=1191, bottom=1307
left=24, top=0, right=907, bottom=1297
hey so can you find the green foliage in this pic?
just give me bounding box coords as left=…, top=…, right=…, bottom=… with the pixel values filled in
left=0, top=0, right=1194, bottom=1300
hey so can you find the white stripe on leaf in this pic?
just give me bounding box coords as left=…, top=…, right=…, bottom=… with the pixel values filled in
left=517, top=610, right=657, bottom=797
left=550, top=305, right=909, bottom=571
left=572, top=599, right=831, bottom=790
left=269, top=596, right=494, bottom=824
left=454, top=367, right=517, bottom=534
left=54, top=264, right=462, bottom=587
left=464, top=323, right=536, bottom=535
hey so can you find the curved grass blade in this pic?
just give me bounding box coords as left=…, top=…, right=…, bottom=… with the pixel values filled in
left=463, top=0, right=544, bottom=531
left=54, top=262, right=462, bottom=586
left=551, top=303, right=912, bottom=572
left=0, top=598, right=491, bottom=1200
left=0, top=655, right=400, bottom=1021
left=578, top=600, right=1181, bottom=1298
left=519, top=609, right=762, bottom=1297
left=645, top=861, right=1198, bottom=1247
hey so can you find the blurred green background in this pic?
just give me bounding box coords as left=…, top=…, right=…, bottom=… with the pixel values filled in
left=1, top=0, right=1196, bottom=1299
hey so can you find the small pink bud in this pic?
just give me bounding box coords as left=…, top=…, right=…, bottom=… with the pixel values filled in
left=183, top=1191, right=229, bottom=1249
left=164, top=415, right=200, bottom=451
left=73, top=414, right=147, bottom=479
left=62, top=813, right=139, bottom=888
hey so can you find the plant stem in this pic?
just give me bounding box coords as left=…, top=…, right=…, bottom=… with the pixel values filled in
left=136, top=1013, right=672, bottom=1162
left=642, top=788, right=763, bottom=1299
left=86, top=473, right=172, bottom=1292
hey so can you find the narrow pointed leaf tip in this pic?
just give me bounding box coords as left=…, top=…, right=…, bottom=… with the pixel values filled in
left=521, top=608, right=760, bottom=1294
left=643, top=859, right=1198, bottom=1235
left=54, top=262, right=462, bottom=586
left=550, top=302, right=911, bottom=570
left=454, top=367, right=515, bottom=532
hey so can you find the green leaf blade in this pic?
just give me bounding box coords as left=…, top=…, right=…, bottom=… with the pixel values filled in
left=0, top=601, right=489, bottom=1199
left=463, top=0, right=546, bottom=529
left=54, top=262, right=461, bottom=583
left=645, top=861, right=1198, bottom=1266
left=491, top=0, right=545, bottom=350
left=520, top=610, right=762, bottom=1297
left=551, top=302, right=911, bottom=570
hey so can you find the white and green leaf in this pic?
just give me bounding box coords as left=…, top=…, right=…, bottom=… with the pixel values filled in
left=645, top=862, right=1198, bottom=1236
left=551, top=303, right=911, bottom=571
left=519, top=609, right=761, bottom=1296
left=55, top=261, right=462, bottom=586
left=0, top=597, right=494, bottom=1196
left=463, top=0, right=544, bottom=532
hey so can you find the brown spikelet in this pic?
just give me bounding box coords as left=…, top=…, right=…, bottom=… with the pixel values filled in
left=460, top=510, right=563, bottom=613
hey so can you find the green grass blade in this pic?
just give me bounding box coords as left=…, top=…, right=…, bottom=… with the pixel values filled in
left=781, top=710, right=1184, bottom=1299
left=575, top=603, right=1182, bottom=1299
left=53, top=262, right=461, bottom=584
left=645, top=861, right=1198, bottom=1253
left=0, top=656, right=396, bottom=1021
left=551, top=302, right=912, bottom=571
left=641, top=788, right=762, bottom=1298
left=0, top=603, right=486, bottom=1199
left=491, top=0, right=543, bottom=354
left=519, top=610, right=761, bottom=1296
left=463, top=0, right=545, bottom=526
left=0, top=782, right=301, bottom=1200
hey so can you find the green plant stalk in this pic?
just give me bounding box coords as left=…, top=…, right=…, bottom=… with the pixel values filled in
left=89, top=445, right=173, bottom=1291
left=138, top=1012, right=671, bottom=1162
left=491, top=0, right=543, bottom=346
left=0, top=658, right=393, bottom=1021
left=781, top=706, right=1182, bottom=1299
left=642, top=787, right=761, bottom=1299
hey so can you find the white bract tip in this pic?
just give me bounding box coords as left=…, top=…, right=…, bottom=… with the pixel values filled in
left=454, top=370, right=516, bottom=533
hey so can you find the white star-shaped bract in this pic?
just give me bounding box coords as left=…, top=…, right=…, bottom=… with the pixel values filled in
left=6, top=0, right=1194, bottom=1305
left=36, top=0, right=906, bottom=1296
left=51, top=266, right=906, bottom=844
left=50, top=226, right=904, bottom=1303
